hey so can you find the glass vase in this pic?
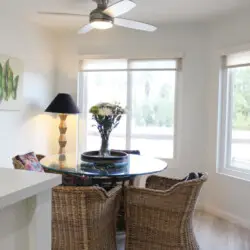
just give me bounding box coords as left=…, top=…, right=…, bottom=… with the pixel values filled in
left=99, top=133, right=110, bottom=157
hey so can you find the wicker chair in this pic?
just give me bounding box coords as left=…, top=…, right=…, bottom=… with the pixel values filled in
left=12, top=154, right=62, bottom=175
left=52, top=185, right=122, bottom=250
left=125, top=173, right=208, bottom=250
left=13, top=154, right=122, bottom=249
left=12, top=154, right=45, bottom=170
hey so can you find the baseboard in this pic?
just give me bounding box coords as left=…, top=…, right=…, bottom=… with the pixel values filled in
left=196, top=204, right=250, bottom=230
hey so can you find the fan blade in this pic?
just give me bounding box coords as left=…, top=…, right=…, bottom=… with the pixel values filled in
left=37, top=11, right=89, bottom=18
left=78, top=24, right=94, bottom=34
left=114, top=18, right=157, bottom=32
left=103, top=0, right=136, bottom=17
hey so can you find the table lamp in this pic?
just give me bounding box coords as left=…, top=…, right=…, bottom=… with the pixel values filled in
left=45, top=93, right=80, bottom=158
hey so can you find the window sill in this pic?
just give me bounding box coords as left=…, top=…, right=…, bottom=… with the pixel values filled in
left=217, top=167, right=250, bottom=182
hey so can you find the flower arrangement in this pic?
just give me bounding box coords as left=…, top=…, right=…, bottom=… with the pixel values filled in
left=90, top=102, right=126, bottom=157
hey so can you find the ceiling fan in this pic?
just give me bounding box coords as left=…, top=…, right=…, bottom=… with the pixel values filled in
left=38, top=0, right=157, bottom=34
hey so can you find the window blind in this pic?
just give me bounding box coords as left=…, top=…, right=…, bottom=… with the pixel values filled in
left=225, top=51, right=250, bottom=68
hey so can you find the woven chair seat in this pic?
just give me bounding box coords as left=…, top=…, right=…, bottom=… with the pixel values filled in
left=52, top=185, right=122, bottom=250
left=125, top=173, right=208, bottom=250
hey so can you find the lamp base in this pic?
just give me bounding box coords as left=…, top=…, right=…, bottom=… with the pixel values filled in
left=59, top=114, right=67, bottom=155
left=59, top=154, right=66, bottom=162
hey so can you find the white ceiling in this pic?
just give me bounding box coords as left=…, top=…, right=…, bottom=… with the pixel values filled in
left=28, top=0, right=250, bottom=29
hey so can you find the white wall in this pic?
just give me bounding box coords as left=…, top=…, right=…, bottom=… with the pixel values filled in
left=0, top=14, right=57, bottom=168
left=204, top=9, right=250, bottom=227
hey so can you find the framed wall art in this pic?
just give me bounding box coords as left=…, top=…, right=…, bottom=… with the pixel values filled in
left=0, top=55, right=23, bottom=111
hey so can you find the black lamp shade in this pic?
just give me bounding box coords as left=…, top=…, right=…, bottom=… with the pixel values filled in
left=45, top=93, right=80, bottom=114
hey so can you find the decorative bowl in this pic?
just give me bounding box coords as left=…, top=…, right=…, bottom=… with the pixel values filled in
left=81, top=150, right=128, bottom=164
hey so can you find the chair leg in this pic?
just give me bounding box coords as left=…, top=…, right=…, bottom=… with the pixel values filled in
left=129, top=177, right=135, bottom=186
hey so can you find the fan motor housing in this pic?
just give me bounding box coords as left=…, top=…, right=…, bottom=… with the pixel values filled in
left=90, top=8, right=114, bottom=24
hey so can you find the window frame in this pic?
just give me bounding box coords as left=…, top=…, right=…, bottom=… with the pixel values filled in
left=77, top=58, right=182, bottom=161
left=218, top=53, right=250, bottom=179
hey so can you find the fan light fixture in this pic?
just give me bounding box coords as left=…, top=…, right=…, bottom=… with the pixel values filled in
left=90, top=20, right=113, bottom=29
left=38, top=0, right=158, bottom=34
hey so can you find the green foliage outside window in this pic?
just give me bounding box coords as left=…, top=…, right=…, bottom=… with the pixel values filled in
left=232, top=67, right=250, bottom=130
left=133, top=74, right=175, bottom=128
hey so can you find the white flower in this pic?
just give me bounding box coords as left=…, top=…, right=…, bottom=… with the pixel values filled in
left=98, top=107, right=113, bottom=116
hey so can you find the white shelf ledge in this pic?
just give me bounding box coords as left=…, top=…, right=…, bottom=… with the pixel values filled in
left=0, top=168, right=61, bottom=209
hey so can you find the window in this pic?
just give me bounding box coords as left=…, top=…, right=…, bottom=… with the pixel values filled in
left=218, top=51, right=250, bottom=177
left=78, top=58, right=181, bottom=159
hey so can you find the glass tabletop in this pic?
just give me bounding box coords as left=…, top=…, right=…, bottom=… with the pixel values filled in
left=41, top=153, right=167, bottom=177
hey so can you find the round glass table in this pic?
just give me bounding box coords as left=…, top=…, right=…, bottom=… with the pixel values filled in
left=41, top=153, right=167, bottom=178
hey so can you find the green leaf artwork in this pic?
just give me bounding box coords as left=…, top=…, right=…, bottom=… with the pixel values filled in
left=0, top=59, right=19, bottom=103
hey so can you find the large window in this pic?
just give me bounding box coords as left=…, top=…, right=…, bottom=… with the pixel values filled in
left=218, top=51, right=250, bottom=177
left=78, top=59, right=181, bottom=159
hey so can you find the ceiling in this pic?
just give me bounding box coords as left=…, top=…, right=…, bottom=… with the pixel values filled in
left=29, top=0, right=250, bottom=29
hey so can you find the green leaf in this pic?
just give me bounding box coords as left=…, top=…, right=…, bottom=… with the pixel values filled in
left=8, top=66, right=13, bottom=100
left=90, top=106, right=99, bottom=114
left=4, top=59, right=10, bottom=101
left=12, top=75, right=19, bottom=100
